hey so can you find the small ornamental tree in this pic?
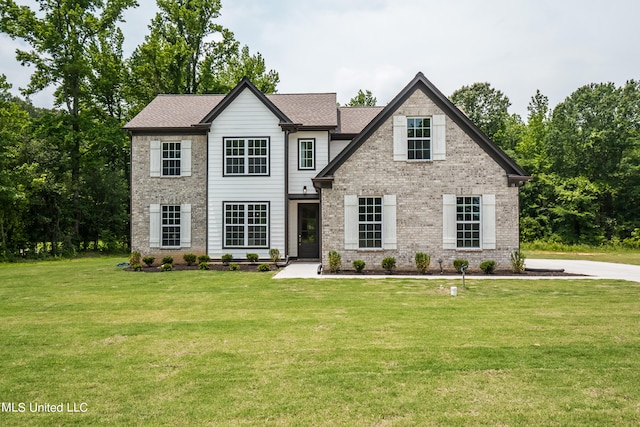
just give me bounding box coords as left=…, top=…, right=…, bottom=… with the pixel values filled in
left=415, top=252, right=430, bottom=274
left=328, top=251, right=341, bottom=273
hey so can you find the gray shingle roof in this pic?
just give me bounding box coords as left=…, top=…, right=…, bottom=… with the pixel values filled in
left=337, top=106, right=384, bottom=134
left=123, top=94, right=225, bottom=130
left=267, top=93, right=337, bottom=128
left=124, top=91, right=340, bottom=130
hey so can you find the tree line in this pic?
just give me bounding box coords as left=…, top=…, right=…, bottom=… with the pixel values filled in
left=0, top=0, right=278, bottom=259
left=1, top=1, right=638, bottom=259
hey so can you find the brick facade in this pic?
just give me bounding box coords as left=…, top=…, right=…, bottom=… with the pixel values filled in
left=130, top=134, right=208, bottom=263
left=320, top=90, right=521, bottom=271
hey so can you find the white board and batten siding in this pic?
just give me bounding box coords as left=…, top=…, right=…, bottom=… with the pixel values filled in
left=207, top=88, right=286, bottom=259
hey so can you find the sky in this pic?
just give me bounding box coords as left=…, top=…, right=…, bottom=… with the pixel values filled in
left=1, top=0, right=639, bottom=119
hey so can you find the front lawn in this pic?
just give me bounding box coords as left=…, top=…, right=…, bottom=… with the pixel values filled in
left=1, top=257, right=639, bottom=425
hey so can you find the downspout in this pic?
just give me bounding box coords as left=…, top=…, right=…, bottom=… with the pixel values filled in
left=283, top=128, right=290, bottom=258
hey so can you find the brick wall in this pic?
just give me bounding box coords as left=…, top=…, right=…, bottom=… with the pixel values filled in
left=321, top=90, right=521, bottom=271
left=130, top=134, right=208, bottom=263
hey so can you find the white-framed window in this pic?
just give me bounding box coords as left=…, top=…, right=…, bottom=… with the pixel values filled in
left=407, top=117, right=431, bottom=160
left=224, top=138, right=269, bottom=176
left=162, top=205, right=181, bottom=247
left=344, top=195, right=396, bottom=250
left=149, top=203, right=191, bottom=249
left=358, top=197, right=383, bottom=248
left=393, top=115, right=445, bottom=161
left=456, top=196, right=481, bottom=248
left=298, top=138, right=315, bottom=170
left=150, top=140, right=191, bottom=177
left=162, top=141, right=181, bottom=176
left=443, top=194, right=495, bottom=250
left=223, top=202, right=269, bottom=248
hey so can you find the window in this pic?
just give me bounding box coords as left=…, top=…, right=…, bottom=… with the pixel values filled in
left=456, top=196, right=480, bottom=248
left=150, top=140, right=191, bottom=177
left=224, top=138, right=269, bottom=176
left=161, top=142, right=181, bottom=176
left=407, top=117, right=431, bottom=160
left=162, top=205, right=181, bottom=247
left=299, top=138, right=315, bottom=170
left=358, top=197, right=382, bottom=248
left=224, top=202, right=269, bottom=248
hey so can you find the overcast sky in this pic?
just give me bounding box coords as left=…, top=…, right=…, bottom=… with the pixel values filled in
left=2, top=0, right=639, bottom=119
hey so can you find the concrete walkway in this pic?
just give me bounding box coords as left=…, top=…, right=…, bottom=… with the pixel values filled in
left=274, top=259, right=640, bottom=282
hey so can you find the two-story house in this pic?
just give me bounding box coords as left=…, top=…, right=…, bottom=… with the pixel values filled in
left=124, top=72, right=530, bottom=269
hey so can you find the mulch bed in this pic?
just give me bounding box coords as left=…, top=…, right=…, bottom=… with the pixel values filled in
left=323, top=268, right=582, bottom=277
left=125, top=263, right=282, bottom=273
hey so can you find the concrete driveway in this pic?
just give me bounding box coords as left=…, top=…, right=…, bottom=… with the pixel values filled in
left=274, top=259, right=640, bottom=282
left=525, top=258, right=640, bottom=283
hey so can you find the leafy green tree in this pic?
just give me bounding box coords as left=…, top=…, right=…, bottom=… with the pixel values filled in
left=347, top=89, right=377, bottom=106
left=127, top=0, right=279, bottom=112
left=0, top=0, right=136, bottom=252
left=450, top=82, right=514, bottom=149
left=0, top=76, right=31, bottom=257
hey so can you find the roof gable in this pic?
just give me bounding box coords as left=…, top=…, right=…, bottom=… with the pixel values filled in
left=199, top=77, right=291, bottom=125
left=315, top=72, right=530, bottom=186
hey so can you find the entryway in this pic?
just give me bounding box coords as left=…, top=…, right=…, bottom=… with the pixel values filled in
left=297, top=203, right=319, bottom=259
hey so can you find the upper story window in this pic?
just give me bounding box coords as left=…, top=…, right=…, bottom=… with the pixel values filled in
left=298, top=138, right=315, bottom=170
left=224, top=137, right=269, bottom=176
left=150, top=140, right=191, bottom=178
left=407, top=117, right=431, bottom=160
left=456, top=196, right=481, bottom=248
left=162, top=142, right=181, bottom=176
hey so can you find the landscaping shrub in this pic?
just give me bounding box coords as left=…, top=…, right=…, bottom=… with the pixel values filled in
left=328, top=251, right=341, bottom=273
left=381, top=256, right=396, bottom=273
left=129, top=251, right=141, bottom=266
left=479, top=260, right=496, bottom=274
left=453, top=259, right=469, bottom=273
left=257, top=263, right=271, bottom=272
left=197, top=254, right=211, bottom=264
left=221, top=253, right=233, bottom=265
left=510, top=250, right=526, bottom=273
left=161, top=256, right=173, bottom=265
left=142, top=256, right=155, bottom=267
left=352, top=259, right=366, bottom=273
left=269, top=248, right=280, bottom=263
left=132, top=263, right=142, bottom=272
left=229, top=263, right=239, bottom=271
left=183, top=253, right=197, bottom=266
left=160, top=263, right=172, bottom=272
left=198, top=262, right=210, bottom=270
left=415, top=252, right=430, bottom=274
left=246, top=253, right=259, bottom=263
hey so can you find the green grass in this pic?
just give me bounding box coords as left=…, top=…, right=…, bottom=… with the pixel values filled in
left=1, top=257, right=639, bottom=425
left=523, top=242, right=640, bottom=265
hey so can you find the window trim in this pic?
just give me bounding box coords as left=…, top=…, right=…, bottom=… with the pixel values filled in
left=407, top=116, right=432, bottom=161
left=222, top=137, right=271, bottom=177
left=222, top=201, right=270, bottom=249
left=456, top=196, right=481, bottom=249
left=161, top=204, right=181, bottom=248
left=298, top=138, right=316, bottom=170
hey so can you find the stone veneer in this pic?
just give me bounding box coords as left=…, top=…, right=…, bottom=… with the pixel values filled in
left=130, top=133, right=208, bottom=262
left=320, top=89, right=521, bottom=271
